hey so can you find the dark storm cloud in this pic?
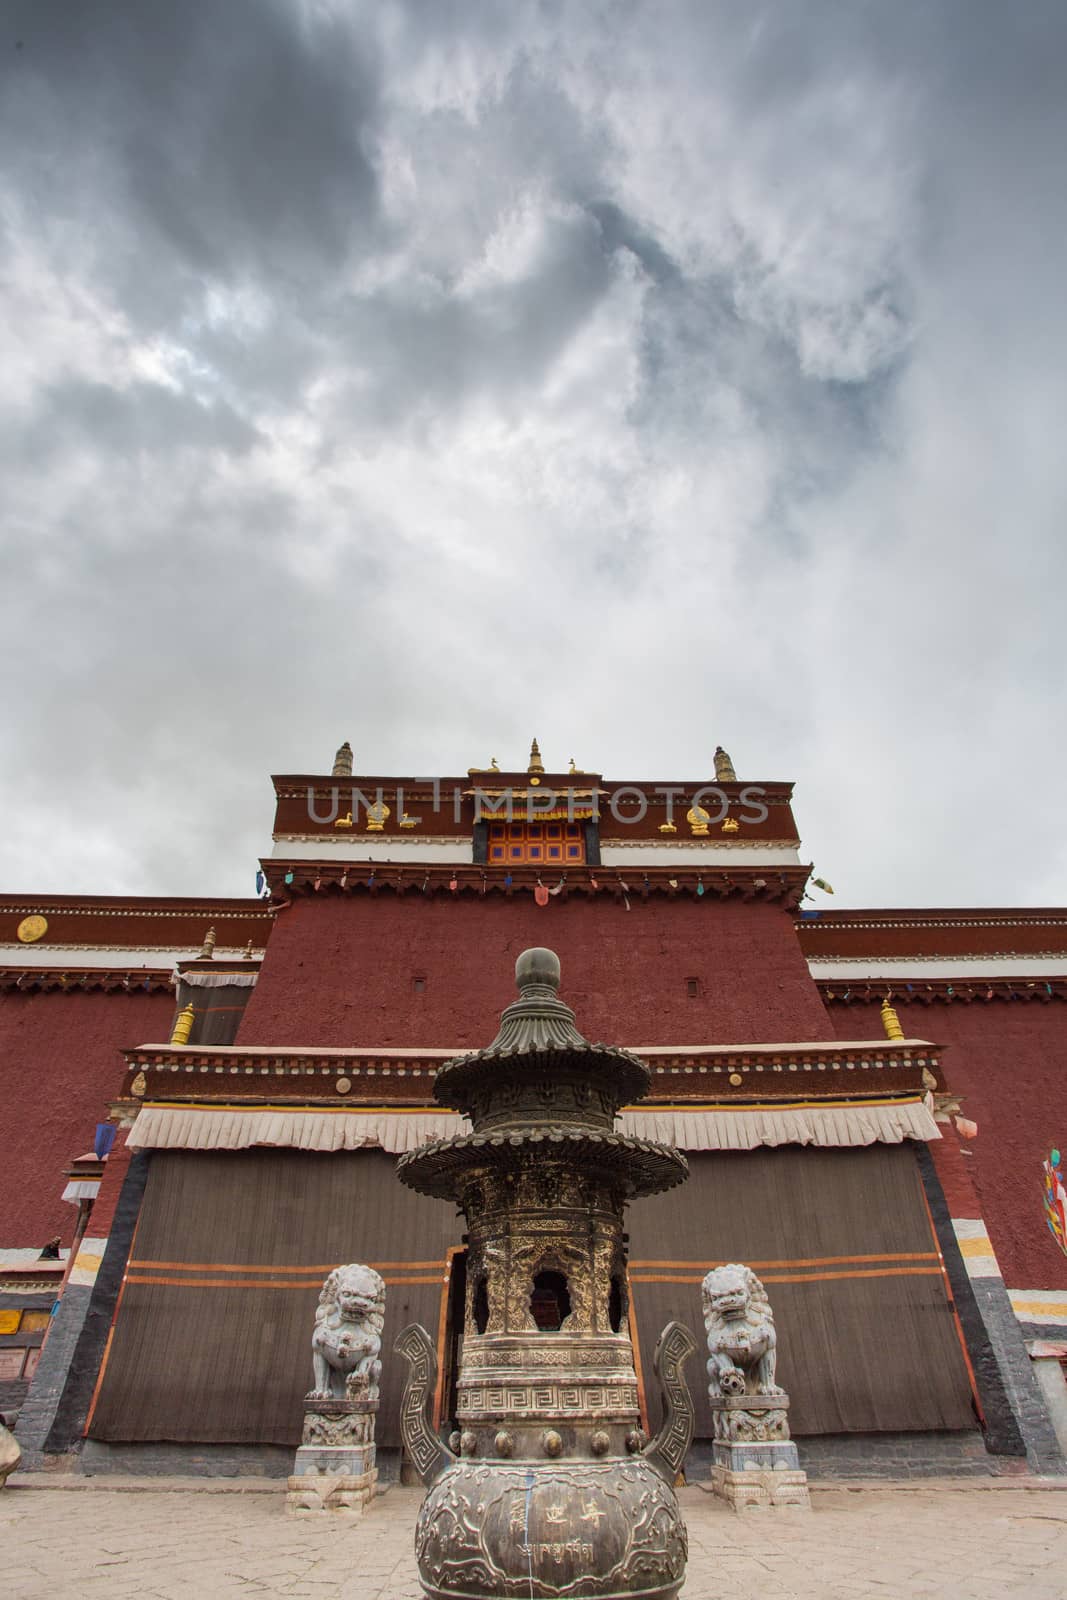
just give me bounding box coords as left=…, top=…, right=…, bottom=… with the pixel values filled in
left=1, top=0, right=381, bottom=304
left=329, top=208, right=615, bottom=428
left=0, top=0, right=1065, bottom=905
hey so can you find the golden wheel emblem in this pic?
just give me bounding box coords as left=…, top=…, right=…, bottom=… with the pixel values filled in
left=16, top=914, right=48, bottom=944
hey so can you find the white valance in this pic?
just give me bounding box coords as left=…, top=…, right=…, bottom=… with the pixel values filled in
left=175, top=969, right=259, bottom=989
left=61, top=1179, right=102, bottom=1204
left=128, top=1099, right=938, bottom=1155
left=128, top=1106, right=465, bottom=1153
left=620, top=1101, right=940, bottom=1149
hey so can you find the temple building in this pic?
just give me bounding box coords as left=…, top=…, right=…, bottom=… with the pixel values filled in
left=2, top=743, right=1065, bottom=1479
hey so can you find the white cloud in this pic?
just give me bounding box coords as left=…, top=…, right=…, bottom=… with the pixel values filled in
left=0, top=0, right=1064, bottom=907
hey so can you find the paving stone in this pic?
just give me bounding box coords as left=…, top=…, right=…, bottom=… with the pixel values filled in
left=5, top=1480, right=1067, bottom=1597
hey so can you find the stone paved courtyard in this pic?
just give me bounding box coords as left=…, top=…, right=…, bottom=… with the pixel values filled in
left=4, top=1479, right=1067, bottom=1599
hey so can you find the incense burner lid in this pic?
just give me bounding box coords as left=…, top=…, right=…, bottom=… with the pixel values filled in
left=397, top=1127, right=688, bottom=1202
left=433, top=947, right=651, bottom=1117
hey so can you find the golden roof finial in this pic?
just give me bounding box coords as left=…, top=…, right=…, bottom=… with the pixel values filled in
left=243, top=939, right=254, bottom=960
left=332, top=740, right=353, bottom=778
left=880, top=997, right=905, bottom=1041
left=199, top=926, right=216, bottom=960
left=170, top=1002, right=196, bottom=1046
left=714, top=745, right=737, bottom=782
left=528, top=738, right=544, bottom=775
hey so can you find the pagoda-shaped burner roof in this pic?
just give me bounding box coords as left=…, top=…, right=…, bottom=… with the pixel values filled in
left=399, top=946, right=688, bottom=1202
left=432, top=946, right=651, bottom=1117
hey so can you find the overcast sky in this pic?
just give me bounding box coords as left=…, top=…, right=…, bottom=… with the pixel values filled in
left=2, top=2, right=1065, bottom=909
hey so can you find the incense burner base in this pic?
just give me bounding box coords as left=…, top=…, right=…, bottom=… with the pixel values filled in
left=414, top=1457, right=686, bottom=1599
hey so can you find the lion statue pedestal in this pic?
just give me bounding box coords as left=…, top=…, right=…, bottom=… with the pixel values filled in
left=285, top=1264, right=385, bottom=1518
left=699, top=1264, right=810, bottom=1512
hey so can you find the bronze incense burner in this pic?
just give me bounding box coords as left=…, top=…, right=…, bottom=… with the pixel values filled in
left=396, top=947, right=696, bottom=1599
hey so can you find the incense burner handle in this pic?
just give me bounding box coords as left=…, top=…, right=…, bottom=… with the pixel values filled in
left=643, top=1319, right=698, bottom=1485
left=395, top=1321, right=458, bottom=1487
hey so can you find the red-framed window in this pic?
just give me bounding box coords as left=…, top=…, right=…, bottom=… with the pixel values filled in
left=487, top=821, right=585, bottom=865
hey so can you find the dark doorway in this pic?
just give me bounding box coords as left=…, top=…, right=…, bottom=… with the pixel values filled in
left=609, top=1273, right=625, bottom=1333
left=438, top=1248, right=467, bottom=1432
left=530, top=1270, right=571, bottom=1331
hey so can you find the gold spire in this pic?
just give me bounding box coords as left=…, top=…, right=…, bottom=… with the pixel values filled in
left=170, top=1002, right=196, bottom=1046
left=199, top=926, right=216, bottom=960
left=332, top=740, right=353, bottom=778
left=880, top=998, right=905, bottom=1041
left=528, top=738, right=544, bottom=775
left=714, top=745, right=737, bottom=782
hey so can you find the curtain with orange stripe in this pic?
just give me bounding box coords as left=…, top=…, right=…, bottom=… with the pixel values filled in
left=87, top=1148, right=459, bottom=1447
left=628, top=1144, right=976, bottom=1436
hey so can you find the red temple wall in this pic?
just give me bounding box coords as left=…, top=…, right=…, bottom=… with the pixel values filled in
left=823, top=997, right=1067, bottom=1294
left=238, top=893, right=831, bottom=1050
left=0, top=988, right=173, bottom=1249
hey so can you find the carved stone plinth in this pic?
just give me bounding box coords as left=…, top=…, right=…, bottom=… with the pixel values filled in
left=706, top=1396, right=809, bottom=1512
left=286, top=1470, right=378, bottom=1516
left=0, top=1423, right=20, bottom=1488
left=710, top=1391, right=792, bottom=1445
left=706, top=1462, right=811, bottom=1510
left=285, top=1396, right=379, bottom=1517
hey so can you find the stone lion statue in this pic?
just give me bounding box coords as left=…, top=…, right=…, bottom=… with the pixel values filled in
left=701, top=1263, right=784, bottom=1398
left=308, top=1263, right=386, bottom=1401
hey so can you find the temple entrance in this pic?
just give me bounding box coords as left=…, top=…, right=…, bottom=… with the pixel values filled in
left=437, top=1247, right=467, bottom=1434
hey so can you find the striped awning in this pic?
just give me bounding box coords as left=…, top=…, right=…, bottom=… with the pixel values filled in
left=128, top=1097, right=939, bottom=1155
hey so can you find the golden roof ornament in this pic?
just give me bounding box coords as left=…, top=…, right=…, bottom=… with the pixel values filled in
left=199, top=926, right=216, bottom=960
left=331, top=741, right=353, bottom=778
left=686, top=806, right=710, bottom=837
left=528, top=738, right=545, bottom=775
left=714, top=745, right=737, bottom=782
left=880, top=998, right=905, bottom=1041
left=16, top=914, right=48, bottom=944
left=366, top=800, right=390, bottom=832
left=170, top=1002, right=196, bottom=1046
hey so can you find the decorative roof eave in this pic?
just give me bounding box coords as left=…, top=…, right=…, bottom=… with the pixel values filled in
left=0, top=966, right=174, bottom=993
left=119, top=1036, right=938, bottom=1105
left=0, top=895, right=270, bottom=919
left=271, top=773, right=795, bottom=795
left=261, top=859, right=813, bottom=907
left=800, top=907, right=1067, bottom=930
left=819, top=977, right=1067, bottom=1005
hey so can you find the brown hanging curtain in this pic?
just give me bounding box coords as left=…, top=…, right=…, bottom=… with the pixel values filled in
left=628, top=1143, right=976, bottom=1437
left=87, top=1148, right=458, bottom=1447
